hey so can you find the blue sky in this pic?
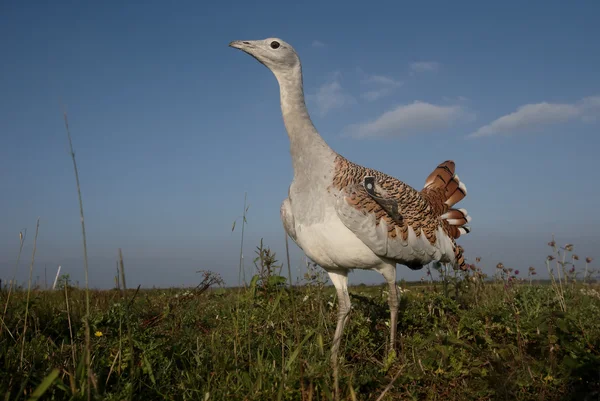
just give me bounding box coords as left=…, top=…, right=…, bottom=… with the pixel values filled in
left=1, top=0, right=599, bottom=289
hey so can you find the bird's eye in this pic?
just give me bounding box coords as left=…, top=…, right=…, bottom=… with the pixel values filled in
left=270, top=41, right=280, bottom=49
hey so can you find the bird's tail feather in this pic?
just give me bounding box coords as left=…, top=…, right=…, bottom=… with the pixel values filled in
left=423, top=160, right=471, bottom=239
left=433, top=243, right=467, bottom=272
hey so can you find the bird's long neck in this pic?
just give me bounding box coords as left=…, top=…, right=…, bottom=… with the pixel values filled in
left=275, top=65, right=334, bottom=178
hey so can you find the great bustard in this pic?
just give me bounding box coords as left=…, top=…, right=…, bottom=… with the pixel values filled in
left=229, top=37, right=472, bottom=394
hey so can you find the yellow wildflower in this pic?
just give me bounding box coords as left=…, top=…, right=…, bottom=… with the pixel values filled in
left=95, top=331, right=103, bottom=337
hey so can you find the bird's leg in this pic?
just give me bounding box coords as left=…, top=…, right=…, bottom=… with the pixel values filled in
left=377, top=264, right=399, bottom=353
left=327, top=269, right=351, bottom=400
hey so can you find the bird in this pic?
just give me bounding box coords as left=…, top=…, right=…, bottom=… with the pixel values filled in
left=229, top=37, right=472, bottom=395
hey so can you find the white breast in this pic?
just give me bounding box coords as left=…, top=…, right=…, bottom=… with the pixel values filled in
left=293, top=206, right=384, bottom=270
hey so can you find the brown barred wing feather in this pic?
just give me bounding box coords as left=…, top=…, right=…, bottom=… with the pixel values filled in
left=331, top=155, right=450, bottom=268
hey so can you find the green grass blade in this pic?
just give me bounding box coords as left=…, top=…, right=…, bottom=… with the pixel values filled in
left=285, top=330, right=314, bottom=371
left=27, top=368, right=60, bottom=401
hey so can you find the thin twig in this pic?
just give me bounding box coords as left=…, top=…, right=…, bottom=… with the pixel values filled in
left=0, top=315, right=16, bottom=342
left=285, top=232, right=305, bottom=399
left=375, top=364, right=405, bottom=401
left=1, top=228, right=27, bottom=336
left=119, top=248, right=135, bottom=401
left=64, top=283, right=77, bottom=372
left=20, top=218, right=40, bottom=369
left=62, top=109, right=93, bottom=400
left=238, top=192, right=248, bottom=289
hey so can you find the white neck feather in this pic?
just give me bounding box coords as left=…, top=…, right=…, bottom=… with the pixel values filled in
left=274, top=65, right=334, bottom=178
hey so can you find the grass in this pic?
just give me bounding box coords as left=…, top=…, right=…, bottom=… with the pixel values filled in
left=1, top=246, right=599, bottom=401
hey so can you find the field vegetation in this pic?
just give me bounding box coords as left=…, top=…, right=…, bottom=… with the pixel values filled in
left=1, top=238, right=599, bottom=401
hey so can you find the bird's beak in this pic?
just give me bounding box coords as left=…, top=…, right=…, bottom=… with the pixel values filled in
left=229, top=40, right=244, bottom=49
left=229, top=40, right=266, bottom=66
left=229, top=40, right=254, bottom=53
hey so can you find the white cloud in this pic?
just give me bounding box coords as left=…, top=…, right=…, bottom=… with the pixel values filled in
left=362, top=75, right=403, bottom=86
left=468, top=95, right=600, bottom=138
left=442, top=95, right=469, bottom=103
left=410, top=61, right=441, bottom=73
left=345, top=101, right=474, bottom=139
left=312, top=40, right=325, bottom=48
left=308, top=72, right=356, bottom=116
left=360, top=74, right=403, bottom=102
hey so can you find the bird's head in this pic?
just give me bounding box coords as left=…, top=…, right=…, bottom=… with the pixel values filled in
left=229, top=38, right=300, bottom=75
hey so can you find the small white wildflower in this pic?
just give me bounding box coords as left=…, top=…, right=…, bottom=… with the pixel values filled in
left=303, top=295, right=309, bottom=302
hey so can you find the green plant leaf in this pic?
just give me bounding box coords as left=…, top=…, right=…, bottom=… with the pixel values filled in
left=285, top=330, right=314, bottom=370
left=142, top=354, right=156, bottom=385
left=27, top=368, right=59, bottom=401
left=556, top=318, right=569, bottom=333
